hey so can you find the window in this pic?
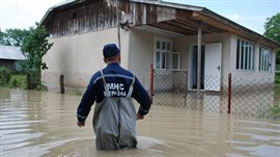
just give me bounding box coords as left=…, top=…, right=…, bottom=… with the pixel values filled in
left=154, top=39, right=180, bottom=70
left=259, top=47, right=272, bottom=72
left=236, top=39, right=255, bottom=71
left=154, top=39, right=171, bottom=69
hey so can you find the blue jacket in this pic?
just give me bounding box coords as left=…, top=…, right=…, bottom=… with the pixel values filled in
left=77, top=63, right=151, bottom=122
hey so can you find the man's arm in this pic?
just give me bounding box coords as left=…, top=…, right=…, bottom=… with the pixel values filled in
left=132, top=77, right=151, bottom=118
left=76, top=76, right=97, bottom=126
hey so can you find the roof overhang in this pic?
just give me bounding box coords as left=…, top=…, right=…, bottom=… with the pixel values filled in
left=40, top=0, right=280, bottom=49
left=198, top=9, right=280, bottom=49
left=0, top=46, right=27, bottom=60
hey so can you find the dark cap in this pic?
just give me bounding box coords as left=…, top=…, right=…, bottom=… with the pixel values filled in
left=103, top=43, right=120, bottom=58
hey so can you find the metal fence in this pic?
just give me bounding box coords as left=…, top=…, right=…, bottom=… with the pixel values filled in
left=150, top=67, right=279, bottom=118
left=152, top=70, right=188, bottom=107
left=230, top=77, right=277, bottom=116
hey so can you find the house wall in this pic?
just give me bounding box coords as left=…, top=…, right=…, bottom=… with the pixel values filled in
left=43, top=26, right=276, bottom=90
left=174, top=33, right=275, bottom=87
left=0, top=60, right=25, bottom=72
left=174, top=32, right=232, bottom=78
left=42, top=27, right=130, bottom=89
left=173, top=32, right=232, bottom=90
left=230, top=34, right=275, bottom=84
left=128, top=29, right=233, bottom=90
left=128, top=28, right=175, bottom=89
left=0, top=59, right=15, bottom=70
left=130, top=29, right=275, bottom=90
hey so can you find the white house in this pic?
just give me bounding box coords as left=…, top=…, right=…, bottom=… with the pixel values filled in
left=40, top=0, right=280, bottom=91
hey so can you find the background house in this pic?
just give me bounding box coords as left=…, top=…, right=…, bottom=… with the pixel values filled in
left=0, top=46, right=26, bottom=71
left=40, top=0, right=280, bottom=91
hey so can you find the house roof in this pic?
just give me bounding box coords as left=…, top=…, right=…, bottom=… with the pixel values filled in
left=39, top=0, right=204, bottom=27
left=40, top=0, right=280, bottom=49
left=0, top=46, right=27, bottom=60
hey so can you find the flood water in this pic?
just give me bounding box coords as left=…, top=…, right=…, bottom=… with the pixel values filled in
left=1, top=88, right=280, bottom=157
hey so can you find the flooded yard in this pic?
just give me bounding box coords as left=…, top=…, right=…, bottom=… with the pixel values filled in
left=1, top=88, right=280, bottom=157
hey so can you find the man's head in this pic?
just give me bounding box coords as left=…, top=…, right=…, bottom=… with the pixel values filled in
left=103, top=43, right=121, bottom=64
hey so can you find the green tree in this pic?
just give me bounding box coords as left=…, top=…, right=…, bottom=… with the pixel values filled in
left=0, top=30, right=10, bottom=46
left=0, top=30, right=4, bottom=45
left=0, top=29, right=29, bottom=46
left=21, top=24, right=53, bottom=89
left=6, top=29, right=30, bottom=46
left=264, top=12, right=280, bottom=65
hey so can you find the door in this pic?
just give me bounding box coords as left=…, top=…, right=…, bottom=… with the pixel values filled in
left=204, top=43, right=222, bottom=91
left=191, top=45, right=205, bottom=90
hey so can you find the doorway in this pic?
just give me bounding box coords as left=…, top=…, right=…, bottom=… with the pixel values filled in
left=190, top=45, right=205, bottom=90
left=189, top=43, right=222, bottom=91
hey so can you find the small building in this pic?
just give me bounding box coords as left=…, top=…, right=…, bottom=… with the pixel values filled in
left=0, top=46, right=26, bottom=71
left=40, top=0, right=280, bottom=91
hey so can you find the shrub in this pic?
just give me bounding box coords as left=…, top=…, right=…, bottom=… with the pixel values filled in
left=267, top=103, right=280, bottom=120
left=0, top=67, right=11, bottom=86
left=8, top=75, right=27, bottom=89
left=276, top=64, right=280, bottom=71
left=35, top=84, right=48, bottom=91
left=275, top=84, right=280, bottom=102
left=275, top=72, right=280, bottom=84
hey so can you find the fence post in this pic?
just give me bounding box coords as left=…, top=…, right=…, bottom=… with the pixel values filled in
left=227, top=73, right=232, bottom=114
left=184, top=71, right=188, bottom=106
left=60, top=75, right=65, bottom=94
left=149, top=64, right=154, bottom=104
left=27, top=72, right=31, bottom=89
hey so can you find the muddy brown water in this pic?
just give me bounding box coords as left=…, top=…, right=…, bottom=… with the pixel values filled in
left=1, top=88, right=280, bottom=157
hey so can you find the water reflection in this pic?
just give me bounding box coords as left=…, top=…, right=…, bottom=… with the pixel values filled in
left=0, top=88, right=280, bottom=157
left=0, top=87, right=11, bottom=100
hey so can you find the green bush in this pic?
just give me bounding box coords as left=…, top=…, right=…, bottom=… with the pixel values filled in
left=0, top=67, right=11, bottom=86
left=275, top=84, right=280, bottom=101
left=8, top=75, right=27, bottom=89
left=275, top=72, right=280, bottom=84
left=276, top=64, right=280, bottom=71
left=35, top=84, right=48, bottom=91
left=267, top=104, right=280, bottom=120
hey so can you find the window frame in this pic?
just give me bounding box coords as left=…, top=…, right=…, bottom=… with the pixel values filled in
left=154, top=38, right=173, bottom=70
left=259, top=46, right=272, bottom=73
left=171, top=52, right=181, bottom=70
left=235, top=39, right=255, bottom=72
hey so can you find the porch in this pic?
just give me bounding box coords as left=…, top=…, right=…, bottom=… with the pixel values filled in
left=128, top=25, right=230, bottom=92
left=126, top=19, right=277, bottom=116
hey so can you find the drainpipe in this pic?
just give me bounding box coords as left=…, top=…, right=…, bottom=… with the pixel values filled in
left=116, top=0, right=121, bottom=51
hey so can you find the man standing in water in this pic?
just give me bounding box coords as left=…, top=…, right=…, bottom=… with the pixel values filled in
left=76, top=43, right=151, bottom=150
